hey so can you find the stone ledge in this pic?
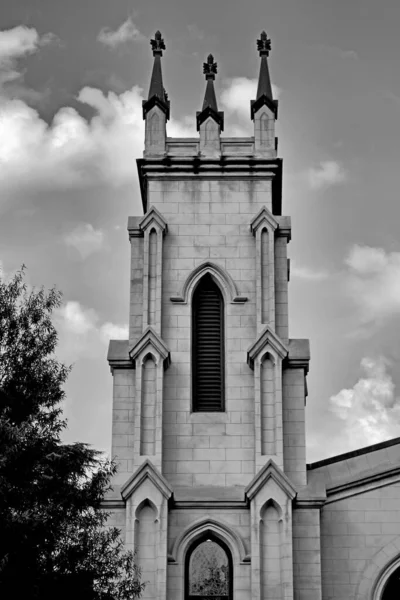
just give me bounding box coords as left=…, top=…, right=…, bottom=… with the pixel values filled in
left=285, top=339, right=310, bottom=373
left=107, top=340, right=132, bottom=373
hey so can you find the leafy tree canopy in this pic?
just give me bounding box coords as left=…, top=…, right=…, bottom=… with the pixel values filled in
left=0, top=268, right=144, bottom=599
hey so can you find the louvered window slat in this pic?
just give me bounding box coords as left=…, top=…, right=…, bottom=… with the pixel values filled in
left=192, top=275, right=224, bottom=412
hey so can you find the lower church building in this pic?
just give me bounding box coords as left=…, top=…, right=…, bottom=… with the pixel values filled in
left=104, top=30, right=400, bottom=600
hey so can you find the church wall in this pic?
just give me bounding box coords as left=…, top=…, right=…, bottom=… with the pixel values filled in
left=282, top=369, right=307, bottom=487
left=319, top=482, right=400, bottom=600
left=292, top=508, right=322, bottom=600
left=111, top=369, right=136, bottom=488
left=143, top=177, right=279, bottom=487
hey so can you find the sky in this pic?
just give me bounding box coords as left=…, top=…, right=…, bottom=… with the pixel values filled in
left=1, top=0, right=400, bottom=463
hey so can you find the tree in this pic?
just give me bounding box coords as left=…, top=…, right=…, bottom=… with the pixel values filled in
left=0, top=268, right=144, bottom=599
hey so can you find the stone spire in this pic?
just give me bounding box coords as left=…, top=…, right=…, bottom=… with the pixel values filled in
left=142, top=31, right=170, bottom=120
left=251, top=31, right=278, bottom=120
left=196, top=54, right=224, bottom=131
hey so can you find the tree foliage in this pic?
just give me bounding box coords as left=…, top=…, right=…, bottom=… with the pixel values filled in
left=0, top=268, right=144, bottom=599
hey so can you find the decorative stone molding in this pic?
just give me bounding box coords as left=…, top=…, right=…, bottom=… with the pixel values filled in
left=245, top=459, right=297, bottom=502
left=122, top=459, right=172, bottom=600
left=169, top=516, right=250, bottom=565
left=129, top=328, right=170, bottom=469
left=250, top=206, right=278, bottom=332
left=121, top=459, right=173, bottom=502
left=139, top=206, right=168, bottom=334
left=139, top=206, right=168, bottom=234
left=170, top=260, right=247, bottom=304
left=248, top=327, right=288, bottom=471
left=245, top=460, right=296, bottom=600
left=247, top=325, right=288, bottom=368
left=129, top=326, right=171, bottom=368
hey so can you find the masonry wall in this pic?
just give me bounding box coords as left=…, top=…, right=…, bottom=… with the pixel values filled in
left=320, top=483, right=400, bottom=599
left=144, top=177, right=277, bottom=487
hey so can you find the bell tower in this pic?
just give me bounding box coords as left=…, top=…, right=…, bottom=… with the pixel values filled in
left=105, top=31, right=324, bottom=600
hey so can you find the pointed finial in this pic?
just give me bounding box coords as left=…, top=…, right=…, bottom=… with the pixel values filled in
left=257, top=31, right=271, bottom=56
left=150, top=30, right=165, bottom=56
left=203, top=54, right=217, bottom=80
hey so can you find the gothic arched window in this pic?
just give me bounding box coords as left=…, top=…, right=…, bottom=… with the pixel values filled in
left=185, top=537, right=232, bottom=600
left=382, top=565, right=400, bottom=599
left=192, top=274, right=225, bottom=412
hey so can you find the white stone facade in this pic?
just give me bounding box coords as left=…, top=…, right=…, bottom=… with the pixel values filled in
left=104, top=36, right=400, bottom=600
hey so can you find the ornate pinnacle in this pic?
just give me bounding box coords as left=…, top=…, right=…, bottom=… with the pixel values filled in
left=150, top=30, right=165, bottom=55
left=203, top=54, right=217, bottom=80
left=257, top=31, right=271, bottom=56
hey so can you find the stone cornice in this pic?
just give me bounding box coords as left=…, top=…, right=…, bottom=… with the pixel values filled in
left=107, top=340, right=133, bottom=373
left=127, top=216, right=143, bottom=240
left=245, top=459, right=297, bottom=501
left=285, top=339, right=310, bottom=374
left=136, top=156, right=283, bottom=215
left=139, top=205, right=168, bottom=234
left=275, top=215, right=291, bottom=241
left=324, top=465, right=400, bottom=505
left=250, top=206, right=278, bottom=234
left=120, top=459, right=173, bottom=501
left=129, top=327, right=171, bottom=368
left=247, top=326, right=288, bottom=368
left=101, top=498, right=125, bottom=509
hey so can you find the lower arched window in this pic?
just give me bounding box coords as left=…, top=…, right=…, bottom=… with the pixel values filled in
left=382, top=565, right=400, bottom=599
left=185, top=535, right=232, bottom=600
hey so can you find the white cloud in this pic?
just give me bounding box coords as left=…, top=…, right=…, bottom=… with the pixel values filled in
left=220, top=77, right=281, bottom=135
left=97, top=18, right=144, bottom=48
left=306, top=160, right=347, bottom=190
left=56, top=300, right=128, bottom=360
left=344, top=245, right=400, bottom=323
left=0, top=81, right=197, bottom=203
left=330, top=357, right=400, bottom=449
left=64, top=223, right=104, bottom=259
left=0, top=25, right=57, bottom=102
left=291, top=264, right=329, bottom=281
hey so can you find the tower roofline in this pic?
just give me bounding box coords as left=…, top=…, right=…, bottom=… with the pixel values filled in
left=136, top=156, right=282, bottom=214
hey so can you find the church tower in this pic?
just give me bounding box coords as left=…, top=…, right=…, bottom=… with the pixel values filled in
left=105, top=31, right=324, bottom=600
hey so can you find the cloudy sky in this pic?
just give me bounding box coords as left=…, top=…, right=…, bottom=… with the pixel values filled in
left=1, top=0, right=400, bottom=463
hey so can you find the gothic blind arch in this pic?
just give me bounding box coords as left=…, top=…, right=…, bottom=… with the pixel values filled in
left=185, top=534, right=233, bottom=600
left=192, top=273, right=225, bottom=412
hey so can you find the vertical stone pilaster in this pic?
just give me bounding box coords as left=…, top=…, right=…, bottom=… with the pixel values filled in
left=251, top=207, right=278, bottom=335
left=253, top=105, right=277, bottom=158
left=129, top=329, right=170, bottom=470
left=199, top=117, right=221, bottom=157
left=275, top=217, right=291, bottom=343
left=246, top=462, right=296, bottom=600
left=248, top=328, right=288, bottom=471
left=139, top=207, right=168, bottom=336
left=292, top=506, right=323, bottom=600
left=121, top=461, right=172, bottom=600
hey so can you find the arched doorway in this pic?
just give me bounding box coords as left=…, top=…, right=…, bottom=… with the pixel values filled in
left=382, top=565, right=400, bottom=599
left=185, top=535, right=233, bottom=600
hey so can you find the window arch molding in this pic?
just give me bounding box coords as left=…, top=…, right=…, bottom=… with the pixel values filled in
left=184, top=533, right=233, bottom=600
left=169, top=517, right=249, bottom=565
left=372, top=555, right=400, bottom=600
left=170, top=261, right=247, bottom=305
left=356, top=535, right=400, bottom=600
